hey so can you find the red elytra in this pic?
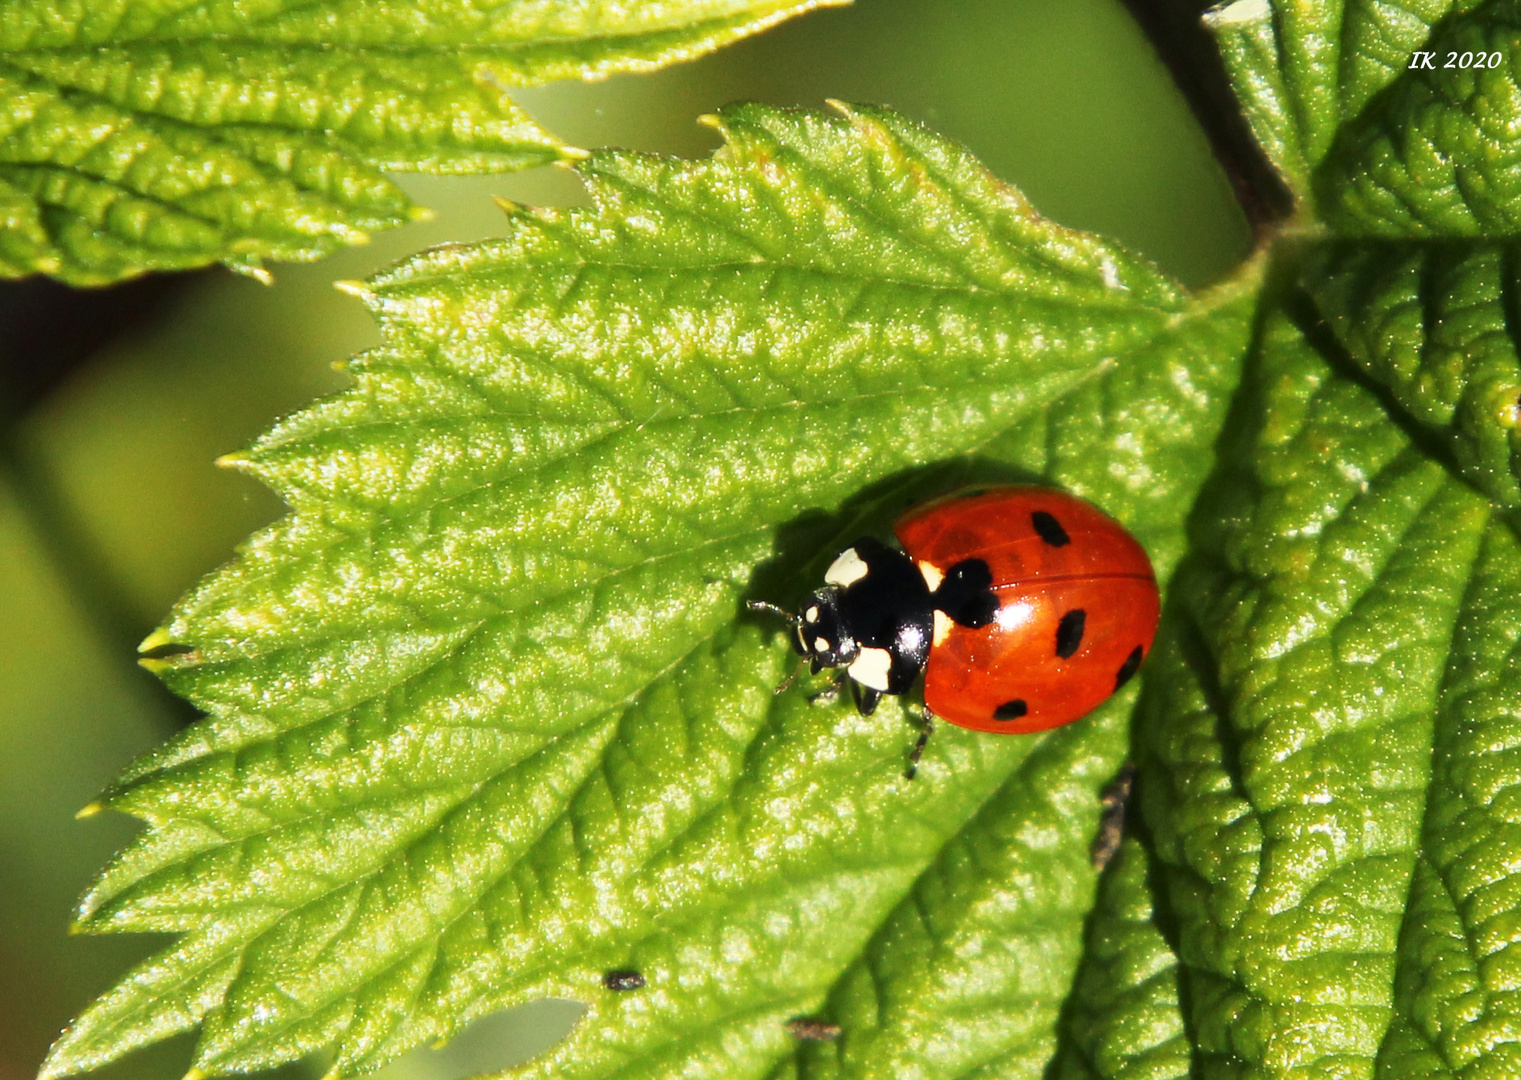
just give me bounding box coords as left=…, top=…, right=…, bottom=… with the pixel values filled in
left=894, top=486, right=1159, bottom=734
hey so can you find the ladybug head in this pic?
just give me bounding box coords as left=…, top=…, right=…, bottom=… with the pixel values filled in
left=794, top=586, right=860, bottom=672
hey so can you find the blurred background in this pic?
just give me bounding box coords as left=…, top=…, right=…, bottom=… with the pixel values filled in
left=0, top=1, right=1251, bottom=1078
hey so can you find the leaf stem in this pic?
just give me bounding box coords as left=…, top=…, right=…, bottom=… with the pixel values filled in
left=1120, top=0, right=1294, bottom=237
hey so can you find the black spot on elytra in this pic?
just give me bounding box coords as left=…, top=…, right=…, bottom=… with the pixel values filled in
left=1031, top=510, right=1070, bottom=546
left=934, top=557, right=998, bottom=627
left=603, top=970, right=646, bottom=991
left=993, top=699, right=1028, bottom=721
left=1115, top=646, right=1144, bottom=690
left=1055, top=609, right=1086, bottom=658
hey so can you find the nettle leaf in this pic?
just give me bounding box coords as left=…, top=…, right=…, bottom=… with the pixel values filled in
left=1140, top=304, right=1496, bottom=1078
left=1109, top=3, right=1521, bottom=1078
left=1202, top=0, right=1518, bottom=222
left=1319, top=0, right=1521, bottom=236
left=1304, top=243, right=1521, bottom=507
left=1048, top=836, right=1190, bottom=1080
left=56, top=0, right=1521, bottom=1073
left=1384, top=515, right=1521, bottom=1079
left=0, top=0, right=834, bottom=285
left=47, top=103, right=1262, bottom=1080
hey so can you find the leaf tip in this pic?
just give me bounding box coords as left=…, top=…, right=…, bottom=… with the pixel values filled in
left=139, top=626, right=174, bottom=653
left=1202, top=0, right=1271, bottom=28
left=214, top=451, right=252, bottom=471
left=139, top=651, right=198, bottom=675
left=138, top=630, right=197, bottom=668
left=74, top=801, right=104, bottom=820
left=559, top=144, right=592, bottom=162
left=183, top=1067, right=208, bottom=1080
left=229, top=262, right=276, bottom=286
left=333, top=279, right=372, bottom=301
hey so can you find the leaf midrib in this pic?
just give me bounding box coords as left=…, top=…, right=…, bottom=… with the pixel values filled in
left=173, top=360, right=1135, bottom=648
left=371, top=248, right=1184, bottom=309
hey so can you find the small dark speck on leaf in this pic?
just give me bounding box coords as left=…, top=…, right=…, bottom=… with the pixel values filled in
left=786, top=1017, right=841, bottom=1041
left=1090, top=763, right=1136, bottom=869
left=602, top=970, right=646, bottom=991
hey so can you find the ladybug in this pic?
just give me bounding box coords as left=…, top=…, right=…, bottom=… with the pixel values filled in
left=751, top=486, right=1159, bottom=772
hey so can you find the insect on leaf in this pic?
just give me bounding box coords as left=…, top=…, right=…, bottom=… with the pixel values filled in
left=47, top=102, right=1260, bottom=1080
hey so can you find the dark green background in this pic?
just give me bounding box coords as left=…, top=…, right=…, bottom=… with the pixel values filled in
left=0, top=2, right=1247, bottom=1079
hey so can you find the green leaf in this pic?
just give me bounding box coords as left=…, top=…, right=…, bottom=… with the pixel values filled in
left=0, top=0, right=836, bottom=284
left=1140, top=302, right=1494, bottom=1078
left=1129, top=6, right=1521, bottom=1075
left=1200, top=0, right=1439, bottom=205
left=1049, top=837, right=1189, bottom=1080
left=45, top=103, right=1261, bottom=1080
left=1203, top=0, right=1521, bottom=230
left=1303, top=242, right=1521, bottom=507
left=1204, top=0, right=1316, bottom=198
left=56, top=0, right=1521, bottom=1071
left=1380, top=517, right=1521, bottom=1079
left=1318, top=1, right=1521, bottom=237
left=787, top=713, right=1135, bottom=1080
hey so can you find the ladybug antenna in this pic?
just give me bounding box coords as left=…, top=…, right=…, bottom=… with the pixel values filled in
left=772, top=656, right=809, bottom=696
left=747, top=600, right=798, bottom=625
left=747, top=601, right=808, bottom=695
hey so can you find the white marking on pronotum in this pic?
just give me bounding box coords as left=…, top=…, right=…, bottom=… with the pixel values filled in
left=805, top=605, right=820, bottom=623
left=1202, top=0, right=1269, bottom=27
left=825, top=547, right=869, bottom=588
left=814, top=638, right=830, bottom=653
left=933, top=610, right=952, bottom=647
left=848, top=647, right=893, bottom=691
left=917, top=560, right=944, bottom=591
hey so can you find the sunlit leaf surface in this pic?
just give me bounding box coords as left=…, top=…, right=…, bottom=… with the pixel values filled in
left=47, top=103, right=1258, bottom=1080
left=0, top=0, right=837, bottom=283
left=51, top=0, right=1521, bottom=1074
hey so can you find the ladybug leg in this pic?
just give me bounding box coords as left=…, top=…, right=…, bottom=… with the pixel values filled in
left=807, top=671, right=846, bottom=705
left=905, top=707, right=935, bottom=781
left=850, top=680, right=882, bottom=716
